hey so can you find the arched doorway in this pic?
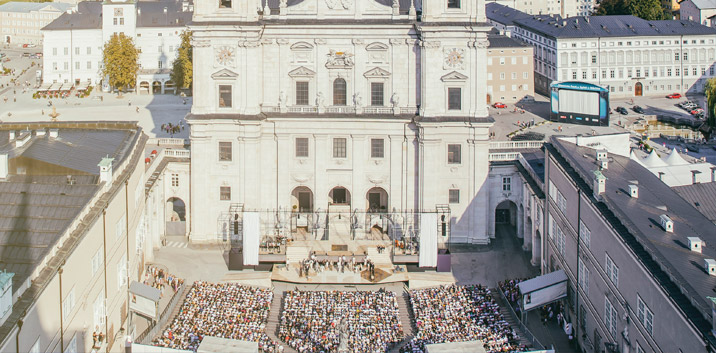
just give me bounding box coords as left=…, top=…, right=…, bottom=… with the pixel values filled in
left=495, top=200, right=518, bottom=228
left=329, top=186, right=351, bottom=205
left=139, top=81, right=150, bottom=95
left=486, top=93, right=492, bottom=105
left=166, top=197, right=186, bottom=236
left=164, top=80, right=176, bottom=95
left=291, top=186, right=313, bottom=212
left=635, top=82, right=643, bottom=96
left=366, top=187, right=388, bottom=212
left=152, top=81, right=162, bottom=94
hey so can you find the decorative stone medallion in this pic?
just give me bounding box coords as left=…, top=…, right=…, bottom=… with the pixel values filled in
left=444, top=48, right=465, bottom=70
left=215, top=46, right=235, bottom=67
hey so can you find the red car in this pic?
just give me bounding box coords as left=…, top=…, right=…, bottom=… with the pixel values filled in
left=666, top=93, right=682, bottom=99
left=691, top=108, right=704, bottom=115
left=493, top=102, right=507, bottom=109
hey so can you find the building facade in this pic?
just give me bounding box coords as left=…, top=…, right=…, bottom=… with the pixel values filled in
left=485, top=0, right=593, bottom=18
left=680, top=0, right=716, bottom=25
left=0, top=2, right=72, bottom=45
left=41, top=0, right=192, bottom=93
left=487, top=33, right=534, bottom=103
left=187, top=0, right=496, bottom=245
left=490, top=11, right=716, bottom=97
left=0, top=123, right=148, bottom=353
left=542, top=135, right=716, bottom=353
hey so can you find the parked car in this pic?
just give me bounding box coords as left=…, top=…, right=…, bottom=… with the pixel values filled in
left=492, top=102, right=507, bottom=109
left=21, top=53, right=30, bottom=58
left=691, top=108, right=704, bottom=115
left=616, top=106, right=628, bottom=115
left=632, top=106, right=644, bottom=114
left=667, top=93, right=682, bottom=99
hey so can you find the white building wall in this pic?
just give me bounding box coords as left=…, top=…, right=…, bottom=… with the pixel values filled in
left=42, top=29, right=102, bottom=84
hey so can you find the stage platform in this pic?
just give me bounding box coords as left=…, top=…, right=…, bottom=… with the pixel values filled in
left=220, top=271, right=273, bottom=288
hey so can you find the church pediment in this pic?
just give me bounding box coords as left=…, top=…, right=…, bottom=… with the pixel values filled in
left=288, top=66, right=316, bottom=77
left=366, top=42, right=389, bottom=51
left=363, top=67, right=391, bottom=78
left=211, top=69, right=238, bottom=80
left=440, top=71, right=468, bottom=82
left=291, top=41, right=314, bottom=50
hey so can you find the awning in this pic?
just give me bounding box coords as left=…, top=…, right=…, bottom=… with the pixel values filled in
left=37, top=82, right=52, bottom=92
left=129, top=281, right=161, bottom=302
left=518, top=270, right=568, bottom=311
left=76, top=81, right=90, bottom=91
left=197, top=336, right=258, bottom=353
left=47, top=83, right=59, bottom=91
left=425, top=341, right=487, bottom=353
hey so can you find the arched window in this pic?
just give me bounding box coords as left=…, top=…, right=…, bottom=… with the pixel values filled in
left=333, top=78, right=347, bottom=106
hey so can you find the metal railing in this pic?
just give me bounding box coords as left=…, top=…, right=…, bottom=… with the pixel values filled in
left=147, top=137, right=189, bottom=146
left=518, top=153, right=545, bottom=191
left=495, top=285, right=546, bottom=351
left=489, top=141, right=545, bottom=150
left=488, top=152, right=521, bottom=161
left=136, top=283, right=187, bottom=344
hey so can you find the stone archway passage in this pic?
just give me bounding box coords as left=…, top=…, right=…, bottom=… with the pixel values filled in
left=139, top=81, right=150, bottom=95
left=166, top=197, right=186, bottom=236
left=329, top=186, right=351, bottom=205
left=291, top=186, right=314, bottom=212
left=152, top=81, right=162, bottom=94
left=495, top=199, right=518, bottom=227
left=366, top=187, right=388, bottom=212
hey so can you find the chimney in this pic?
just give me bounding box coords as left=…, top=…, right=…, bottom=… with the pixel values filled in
left=660, top=214, right=674, bottom=232
left=0, top=153, right=7, bottom=179
left=599, top=158, right=608, bottom=170
left=692, top=170, right=702, bottom=184
left=8, top=131, right=15, bottom=140
left=712, top=167, right=716, bottom=182
left=49, top=129, right=58, bottom=138
left=593, top=170, right=606, bottom=199
left=628, top=184, right=638, bottom=198
left=688, top=237, right=704, bottom=253
left=596, top=149, right=607, bottom=161
left=705, top=259, right=716, bottom=276
left=98, top=156, right=115, bottom=186
left=35, top=129, right=46, bottom=137
left=15, top=131, right=31, bottom=147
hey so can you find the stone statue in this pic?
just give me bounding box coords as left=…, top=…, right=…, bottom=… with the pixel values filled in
left=390, top=92, right=400, bottom=107
left=279, top=90, right=287, bottom=107
left=280, top=0, right=287, bottom=7
left=337, top=318, right=349, bottom=353
left=353, top=92, right=363, bottom=107
left=316, top=92, right=325, bottom=107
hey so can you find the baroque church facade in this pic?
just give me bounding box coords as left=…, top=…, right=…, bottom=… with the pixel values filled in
left=187, top=0, right=494, bottom=244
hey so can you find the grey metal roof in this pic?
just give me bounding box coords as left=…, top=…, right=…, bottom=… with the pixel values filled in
left=486, top=2, right=543, bottom=27
left=0, top=2, right=72, bottom=13
left=0, top=125, right=138, bottom=294
left=262, top=0, right=419, bottom=12
left=488, top=34, right=531, bottom=48
left=689, top=0, right=716, bottom=10
left=512, top=14, right=716, bottom=39
left=130, top=281, right=161, bottom=302
left=550, top=137, right=716, bottom=336
left=673, top=182, right=716, bottom=224
left=42, top=2, right=102, bottom=31
left=43, top=0, right=191, bottom=31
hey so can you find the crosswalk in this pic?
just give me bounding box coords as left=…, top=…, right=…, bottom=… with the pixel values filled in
left=164, top=240, right=188, bottom=248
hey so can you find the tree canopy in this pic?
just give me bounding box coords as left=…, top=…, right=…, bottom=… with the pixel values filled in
left=102, top=33, right=139, bottom=94
left=171, top=30, right=193, bottom=91
left=594, top=0, right=670, bottom=20
left=706, top=78, right=716, bottom=130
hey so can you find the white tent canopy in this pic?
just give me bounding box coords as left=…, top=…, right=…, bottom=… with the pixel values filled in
left=518, top=270, right=568, bottom=311
left=419, top=213, right=438, bottom=268
left=243, top=212, right=260, bottom=266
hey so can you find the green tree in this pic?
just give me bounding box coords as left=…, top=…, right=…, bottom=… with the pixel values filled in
left=706, top=78, right=716, bottom=130
left=171, top=30, right=193, bottom=92
left=594, top=0, right=669, bottom=20
left=102, top=33, right=139, bottom=96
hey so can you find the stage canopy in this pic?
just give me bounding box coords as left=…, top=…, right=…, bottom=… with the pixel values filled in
left=425, top=340, right=487, bottom=353
left=197, top=336, right=258, bottom=353
left=419, top=213, right=438, bottom=268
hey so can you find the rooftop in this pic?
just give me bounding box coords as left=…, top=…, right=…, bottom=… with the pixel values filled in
left=506, top=12, right=716, bottom=38
left=488, top=33, right=532, bottom=49
left=689, top=0, right=716, bottom=10
left=0, top=123, right=139, bottom=297
left=673, top=182, right=716, bottom=224
left=550, top=137, right=716, bottom=339
left=485, top=2, right=540, bottom=27
left=42, top=0, right=191, bottom=31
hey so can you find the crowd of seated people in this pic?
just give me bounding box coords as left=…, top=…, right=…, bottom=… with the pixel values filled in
left=153, top=281, right=278, bottom=352
left=401, top=284, right=526, bottom=353
left=279, top=288, right=404, bottom=352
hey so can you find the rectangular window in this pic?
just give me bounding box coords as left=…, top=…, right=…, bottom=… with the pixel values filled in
left=606, top=254, right=619, bottom=287
left=447, top=144, right=461, bottom=164
left=578, top=258, right=589, bottom=295
left=557, top=190, right=567, bottom=214
left=502, top=177, right=511, bottom=191
left=93, top=293, right=105, bottom=337
left=119, top=17, right=124, bottom=25
left=447, top=0, right=461, bottom=8
left=219, top=85, right=232, bottom=108
left=116, top=254, right=127, bottom=288
left=62, top=287, right=75, bottom=320
left=371, top=82, right=384, bottom=106
left=371, top=138, right=384, bottom=158
left=219, top=141, right=232, bottom=161
left=86, top=61, right=91, bottom=69
left=53, top=47, right=57, bottom=55
left=295, top=138, right=309, bottom=158
left=523, top=72, right=529, bottom=79
left=75, top=61, right=79, bottom=70
left=637, top=296, right=654, bottom=336
left=30, top=339, right=39, bottom=353
left=605, top=297, right=618, bottom=339
left=91, top=249, right=103, bottom=276
left=115, top=214, right=126, bottom=239
left=171, top=173, right=179, bottom=187
left=333, top=138, right=347, bottom=158
left=74, top=47, right=79, bottom=55
left=113, top=18, right=117, bottom=25
left=579, top=220, right=590, bottom=248
left=65, top=334, right=77, bottom=353
left=449, top=189, right=460, bottom=203
left=220, top=0, right=231, bottom=8
left=220, top=186, right=231, bottom=201
left=448, top=88, right=461, bottom=110
left=295, top=81, right=309, bottom=106
left=87, top=46, right=91, bottom=55
left=158, top=60, right=163, bottom=69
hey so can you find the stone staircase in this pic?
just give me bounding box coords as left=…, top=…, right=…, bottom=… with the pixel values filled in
left=367, top=246, right=393, bottom=266
left=493, top=289, right=533, bottom=349
left=265, top=290, right=298, bottom=353
left=285, top=246, right=310, bottom=265
left=390, top=288, right=415, bottom=353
